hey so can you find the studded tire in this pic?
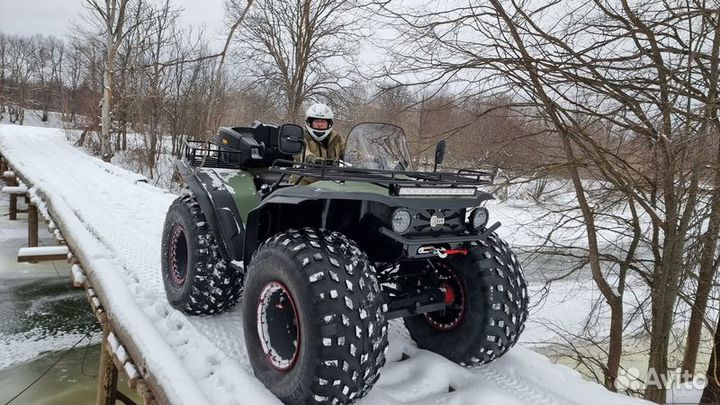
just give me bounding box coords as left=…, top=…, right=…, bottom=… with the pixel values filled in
left=243, top=228, right=388, bottom=405
left=160, top=192, right=243, bottom=315
left=404, top=233, right=528, bottom=365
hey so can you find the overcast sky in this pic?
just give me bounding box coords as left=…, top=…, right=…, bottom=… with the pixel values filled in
left=0, top=0, right=226, bottom=45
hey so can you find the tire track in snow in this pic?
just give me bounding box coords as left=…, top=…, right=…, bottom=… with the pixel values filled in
left=367, top=323, right=569, bottom=405
left=470, top=364, right=571, bottom=405
left=366, top=323, right=571, bottom=405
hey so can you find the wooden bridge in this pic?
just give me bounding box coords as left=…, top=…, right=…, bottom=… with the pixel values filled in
left=1, top=154, right=159, bottom=404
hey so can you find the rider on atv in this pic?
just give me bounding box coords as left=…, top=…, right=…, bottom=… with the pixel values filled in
left=294, top=103, right=346, bottom=184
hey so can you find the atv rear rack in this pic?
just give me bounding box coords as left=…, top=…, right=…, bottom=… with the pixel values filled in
left=182, top=140, right=246, bottom=169
left=269, top=159, right=495, bottom=191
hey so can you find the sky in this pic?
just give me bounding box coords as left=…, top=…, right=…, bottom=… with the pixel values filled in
left=0, top=0, right=226, bottom=45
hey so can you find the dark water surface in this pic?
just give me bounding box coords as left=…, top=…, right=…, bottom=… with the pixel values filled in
left=0, top=193, right=137, bottom=404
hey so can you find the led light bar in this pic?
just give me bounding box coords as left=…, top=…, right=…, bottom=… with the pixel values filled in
left=397, top=187, right=476, bottom=197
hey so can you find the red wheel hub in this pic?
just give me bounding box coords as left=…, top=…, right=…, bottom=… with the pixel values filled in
left=443, top=283, right=456, bottom=305
left=425, top=262, right=467, bottom=331
left=256, top=281, right=301, bottom=371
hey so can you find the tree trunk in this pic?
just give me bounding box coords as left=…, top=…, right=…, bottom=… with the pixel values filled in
left=561, top=135, right=624, bottom=391
left=75, top=128, right=88, bottom=147
left=100, top=0, right=117, bottom=162
left=96, top=0, right=128, bottom=162
left=606, top=299, right=624, bottom=390
left=645, top=235, right=684, bottom=403
left=148, top=133, right=158, bottom=179
left=100, top=26, right=114, bottom=162
left=682, top=191, right=720, bottom=376
left=701, top=308, right=720, bottom=404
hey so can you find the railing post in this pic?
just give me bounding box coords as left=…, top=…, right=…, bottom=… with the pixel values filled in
left=9, top=193, right=17, bottom=220
left=97, top=323, right=119, bottom=405
left=28, top=203, right=38, bottom=247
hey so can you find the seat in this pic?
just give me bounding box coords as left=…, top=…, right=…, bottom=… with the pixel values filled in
left=215, top=123, right=299, bottom=190
left=236, top=123, right=295, bottom=165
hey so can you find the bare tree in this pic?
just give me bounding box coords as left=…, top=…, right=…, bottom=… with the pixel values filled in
left=205, top=0, right=254, bottom=133
left=5, top=35, right=37, bottom=123
left=33, top=35, right=65, bottom=121
left=681, top=7, right=720, bottom=377
left=374, top=1, right=720, bottom=402
left=702, top=305, right=720, bottom=403
left=165, top=34, right=217, bottom=155
left=85, top=0, right=131, bottom=161
left=231, top=0, right=367, bottom=121
left=0, top=33, right=6, bottom=110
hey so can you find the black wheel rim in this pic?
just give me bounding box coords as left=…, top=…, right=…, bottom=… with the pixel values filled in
left=257, top=281, right=300, bottom=371
left=425, top=261, right=467, bottom=331
left=168, top=224, right=189, bottom=286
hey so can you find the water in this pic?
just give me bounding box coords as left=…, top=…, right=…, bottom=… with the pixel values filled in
left=0, top=191, right=137, bottom=404
left=1, top=344, right=100, bottom=404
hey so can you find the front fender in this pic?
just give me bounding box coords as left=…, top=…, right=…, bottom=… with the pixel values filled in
left=177, top=160, right=246, bottom=264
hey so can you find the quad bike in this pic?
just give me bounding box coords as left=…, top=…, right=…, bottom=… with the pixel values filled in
left=161, top=121, right=528, bottom=405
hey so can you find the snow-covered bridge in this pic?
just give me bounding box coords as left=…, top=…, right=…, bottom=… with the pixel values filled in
left=0, top=125, right=643, bottom=405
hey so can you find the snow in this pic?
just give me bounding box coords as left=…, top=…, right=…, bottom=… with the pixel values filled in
left=371, top=328, right=643, bottom=405
left=17, top=246, right=69, bottom=257
left=0, top=109, right=68, bottom=129
left=125, top=362, right=140, bottom=380
left=108, top=333, right=120, bottom=353
left=0, top=123, right=649, bottom=404
left=1, top=186, right=26, bottom=194
left=0, top=328, right=100, bottom=370
left=71, top=264, right=87, bottom=286
left=116, top=345, right=129, bottom=364
left=667, top=387, right=703, bottom=404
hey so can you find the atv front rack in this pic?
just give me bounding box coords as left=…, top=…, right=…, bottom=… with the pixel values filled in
left=269, top=159, right=495, bottom=191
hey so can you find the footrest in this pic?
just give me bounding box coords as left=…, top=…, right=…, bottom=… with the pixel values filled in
left=18, top=246, right=69, bottom=263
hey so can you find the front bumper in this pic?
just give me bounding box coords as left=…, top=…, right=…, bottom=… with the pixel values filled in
left=379, top=221, right=501, bottom=259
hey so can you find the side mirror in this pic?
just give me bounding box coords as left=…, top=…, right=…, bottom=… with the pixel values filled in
left=434, top=140, right=446, bottom=171
left=278, top=124, right=304, bottom=155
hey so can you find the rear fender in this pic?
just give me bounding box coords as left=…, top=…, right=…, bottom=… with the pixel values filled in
left=176, top=160, right=246, bottom=265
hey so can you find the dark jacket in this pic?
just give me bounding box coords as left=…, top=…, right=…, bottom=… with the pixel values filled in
left=298, top=130, right=346, bottom=163
left=292, top=130, right=346, bottom=185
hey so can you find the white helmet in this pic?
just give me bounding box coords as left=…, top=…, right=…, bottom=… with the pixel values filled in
left=305, top=103, right=334, bottom=141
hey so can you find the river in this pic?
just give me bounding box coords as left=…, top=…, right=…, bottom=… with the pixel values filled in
left=0, top=193, right=137, bottom=404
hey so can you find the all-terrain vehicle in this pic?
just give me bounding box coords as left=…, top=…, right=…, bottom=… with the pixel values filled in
left=161, top=121, right=528, bottom=405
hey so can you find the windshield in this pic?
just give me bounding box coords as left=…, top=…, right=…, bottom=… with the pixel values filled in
left=344, top=123, right=413, bottom=171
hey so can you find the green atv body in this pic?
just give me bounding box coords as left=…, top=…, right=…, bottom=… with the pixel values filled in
left=161, top=122, right=528, bottom=405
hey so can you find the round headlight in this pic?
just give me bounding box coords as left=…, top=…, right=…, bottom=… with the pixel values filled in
left=391, top=208, right=412, bottom=234
left=470, top=207, right=489, bottom=231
